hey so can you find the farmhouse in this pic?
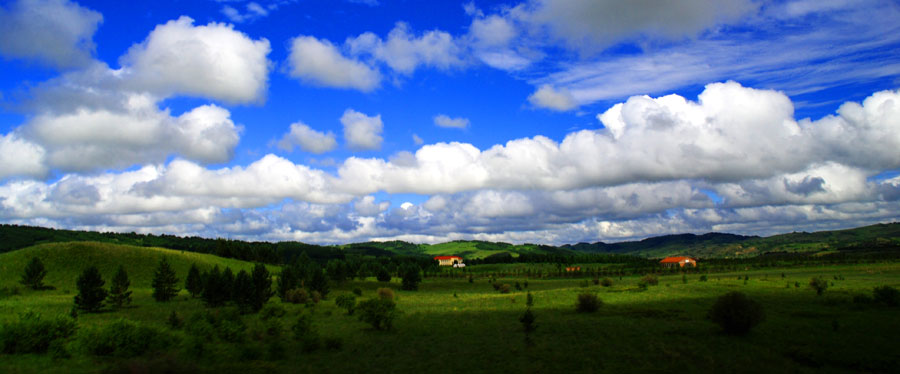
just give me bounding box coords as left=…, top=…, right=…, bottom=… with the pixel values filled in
left=434, top=255, right=464, bottom=266
left=660, top=256, right=698, bottom=268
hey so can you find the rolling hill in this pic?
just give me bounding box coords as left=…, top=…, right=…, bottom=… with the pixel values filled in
left=0, top=241, right=275, bottom=291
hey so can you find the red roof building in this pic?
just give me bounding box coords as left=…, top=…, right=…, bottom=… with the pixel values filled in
left=434, top=256, right=463, bottom=266
left=660, top=256, right=698, bottom=268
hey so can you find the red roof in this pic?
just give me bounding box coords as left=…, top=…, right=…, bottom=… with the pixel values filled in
left=660, top=256, right=696, bottom=263
left=434, top=256, right=463, bottom=260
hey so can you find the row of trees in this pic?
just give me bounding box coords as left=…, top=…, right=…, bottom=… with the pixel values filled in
left=73, top=258, right=179, bottom=313
left=185, top=263, right=274, bottom=313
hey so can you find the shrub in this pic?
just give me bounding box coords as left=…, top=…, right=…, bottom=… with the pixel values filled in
left=873, top=285, right=900, bottom=306
left=216, top=309, right=247, bottom=342
left=259, top=304, right=287, bottom=320
left=526, top=292, right=534, bottom=307
left=376, top=287, right=394, bottom=301
left=167, top=311, right=183, bottom=330
left=0, top=311, right=77, bottom=354
left=682, top=274, right=688, bottom=284
left=284, top=288, right=310, bottom=304
left=707, top=291, right=765, bottom=335
left=809, top=277, right=828, bottom=296
left=576, top=292, right=602, bottom=313
left=641, top=274, right=659, bottom=286
left=699, top=275, right=708, bottom=282
left=75, top=265, right=107, bottom=313
left=376, top=267, right=391, bottom=282
left=400, top=264, right=422, bottom=291
left=579, top=280, right=589, bottom=288
left=353, top=288, right=363, bottom=296
left=524, top=280, right=529, bottom=288
left=323, top=337, right=343, bottom=350
left=20, top=257, right=48, bottom=290
left=310, top=290, right=322, bottom=303
left=592, top=278, right=600, bottom=285
left=468, top=275, right=474, bottom=283
left=79, top=319, right=174, bottom=357
left=515, top=281, right=522, bottom=291
left=335, top=294, right=357, bottom=315
left=266, top=340, right=286, bottom=360
left=601, top=278, right=613, bottom=287
left=853, top=294, right=874, bottom=304
left=292, top=314, right=319, bottom=352
left=357, top=298, right=398, bottom=330
left=492, top=283, right=502, bottom=291
left=499, top=284, right=512, bottom=294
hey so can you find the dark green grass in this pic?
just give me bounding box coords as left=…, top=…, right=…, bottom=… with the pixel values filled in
left=1, top=243, right=898, bottom=373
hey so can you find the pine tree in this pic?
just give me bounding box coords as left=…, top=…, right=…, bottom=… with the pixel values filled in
left=306, top=264, right=329, bottom=297
left=74, top=266, right=107, bottom=312
left=202, top=266, right=228, bottom=307
left=233, top=270, right=255, bottom=313
left=277, top=266, right=298, bottom=301
left=185, top=263, right=203, bottom=298
left=251, top=263, right=275, bottom=311
left=376, top=266, right=391, bottom=282
left=151, top=257, right=180, bottom=302
left=222, top=267, right=235, bottom=301
left=20, top=257, right=47, bottom=290
left=107, top=265, right=132, bottom=308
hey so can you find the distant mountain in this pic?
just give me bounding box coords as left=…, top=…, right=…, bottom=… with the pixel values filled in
left=2, top=222, right=898, bottom=261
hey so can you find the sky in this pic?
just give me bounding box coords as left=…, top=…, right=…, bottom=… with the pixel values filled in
left=0, top=0, right=899, bottom=245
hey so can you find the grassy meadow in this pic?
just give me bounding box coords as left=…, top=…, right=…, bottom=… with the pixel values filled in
left=1, top=242, right=899, bottom=373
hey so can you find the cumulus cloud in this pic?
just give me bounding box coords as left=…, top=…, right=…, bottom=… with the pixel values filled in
left=276, top=121, right=337, bottom=154
left=0, top=133, right=47, bottom=180
left=527, top=84, right=578, bottom=111
left=0, top=0, right=102, bottom=69
left=347, top=22, right=466, bottom=75
left=433, top=114, right=469, bottom=129
left=119, top=16, right=271, bottom=104
left=341, top=109, right=383, bottom=151
left=353, top=195, right=390, bottom=216
left=22, top=94, right=240, bottom=172
left=287, top=36, right=381, bottom=92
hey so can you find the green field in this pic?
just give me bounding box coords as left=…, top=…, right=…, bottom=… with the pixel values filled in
left=2, top=243, right=899, bottom=373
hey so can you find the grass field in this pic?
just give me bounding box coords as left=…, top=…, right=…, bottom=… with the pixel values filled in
left=1, top=243, right=899, bottom=373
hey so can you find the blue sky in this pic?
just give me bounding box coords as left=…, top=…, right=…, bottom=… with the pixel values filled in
left=1, top=0, right=899, bottom=244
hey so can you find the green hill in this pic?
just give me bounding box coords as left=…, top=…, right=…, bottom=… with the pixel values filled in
left=0, top=241, right=276, bottom=291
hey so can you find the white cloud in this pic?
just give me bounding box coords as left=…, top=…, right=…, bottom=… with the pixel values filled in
left=353, top=195, right=390, bottom=216
left=119, top=16, right=271, bottom=104
left=287, top=36, right=381, bottom=92
left=221, top=2, right=269, bottom=23
left=0, top=133, right=47, bottom=180
left=346, top=22, right=466, bottom=75
left=433, top=114, right=470, bottom=129
left=0, top=0, right=102, bottom=69
left=276, top=121, right=337, bottom=154
left=341, top=109, right=383, bottom=151
left=528, top=84, right=577, bottom=111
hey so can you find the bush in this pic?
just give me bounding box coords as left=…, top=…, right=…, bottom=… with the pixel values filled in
left=323, top=337, right=343, bottom=350
left=707, top=291, right=765, bottom=335
left=284, top=288, right=310, bottom=304
left=601, top=278, right=613, bottom=287
left=576, top=292, right=602, bottom=313
left=526, top=292, right=534, bottom=307
left=809, top=277, right=828, bottom=296
left=357, top=298, right=398, bottom=330
left=167, top=311, right=183, bottom=330
left=699, top=275, right=708, bottom=282
left=853, top=294, right=874, bottom=304
left=400, top=264, right=422, bottom=291
left=292, top=314, right=319, bottom=352
left=376, top=287, right=394, bottom=301
left=376, top=267, right=391, bottom=282
left=641, top=275, right=659, bottom=286
left=79, top=319, right=175, bottom=357
left=259, top=304, right=287, bottom=320
left=592, top=278, right=600, bottom=285
left=873, top=285, right=900, bottom=306
left=335, top=294, right=357, bottom=315
left=499, top=284, right=512, bottom=294
left=352, top=288, right=363, bottom=296
left=0, top=311, right=77, bottom=354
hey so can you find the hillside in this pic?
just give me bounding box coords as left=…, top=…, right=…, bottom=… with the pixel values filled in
left=0, top=241, right=275, bottom=290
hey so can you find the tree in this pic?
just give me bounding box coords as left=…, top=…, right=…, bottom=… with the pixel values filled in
left=707, top=291, right=765, bottom=335
left=375, top=266, right=391, bottom=282
left=222, top=267, right=235, bottom=301
left=74, top=266, right=107, bottom=312
left=251, top=263, right=275, bottom=312
left=185, top=263, right=203, bottom=298
left=107, top=265, right=132, bottom=308
left=356, top=298, right=397, bottom=330
left=151, top=257, right=180, bottom=302
left=20, top=257, right=47, bottom=290
left=232, top=270, right=255, bottom=313
left=400, top=263, right=422, bottom=291
left=202, top=266, right=229, bottom=307
left=809, top=277, right=828, bottom=296
left=306, top=264, right=329, bottom=297
left=277, top=266, right=298, bottom=302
